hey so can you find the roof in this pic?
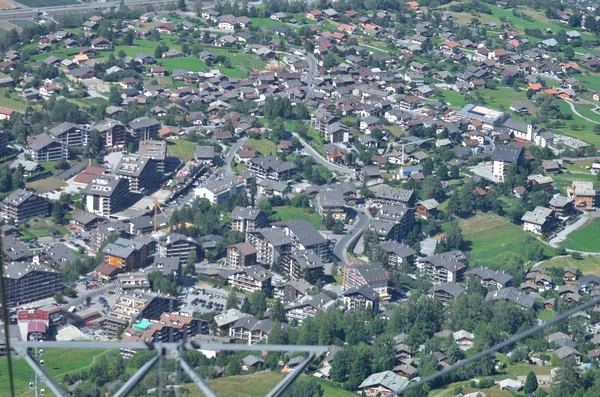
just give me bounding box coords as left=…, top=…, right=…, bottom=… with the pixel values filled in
left=231, top=206, right=264, bottom=221
left=28, top=133, right=61, bottom=152
left=343, top=284, right=379, bottom=301
left=467, top=267, right=513, bottom=285
left=492, top=144, right=522, bottom=163
left=3, top=189, right=41, bottom=208
left=229, top=242, right=257, bottom=256
left=485, top=287, right=534, bottom=308
left=275, top=220, right=327, bottom=248
left=359, top=371, right=409, bottom=393
left=82, top=175, right=126, bottom=197
left=428, top=282, right=465, bottom=299
left=378, top=241, right=416, bottom=258
left=521, top=206, right=553, bottom=225
left=195, top=145, right=215, bottom=159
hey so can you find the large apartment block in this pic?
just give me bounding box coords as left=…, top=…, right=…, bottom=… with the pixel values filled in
left=49, top=121, right=89, bottom=146
left=114, top=154, right=159, bottom=194
left=154, top=232, right=198, bottom=266
left=2, top=262, right=62, bottom=306
left=138, top=140, right=167, bottom=173
left=27, top=133, right=68, bottom=163
left=418, top=251, right=467, bottom=283
left=93, top=118, right=127, bottom=152
left=83, top=175, right=130, bottom=217
left=246, top=228, right=292, bottom=266
left=231, top=207, right=268, bottom=233
left=129, top=117, right=161, bottom=142
left=1, top=189, right=49, bottom=224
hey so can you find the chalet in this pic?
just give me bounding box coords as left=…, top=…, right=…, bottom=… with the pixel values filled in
left=90, top=37, right=111, bottom=50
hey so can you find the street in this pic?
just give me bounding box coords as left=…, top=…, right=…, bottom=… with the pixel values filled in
left=332, top=208, right=371, bottom=264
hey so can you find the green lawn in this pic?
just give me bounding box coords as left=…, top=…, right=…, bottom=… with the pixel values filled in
left=246, top=138, right=278, bottom=156
left=561, top=218, right=600, bottom=252
left=273, top=206, right=323, bottom=229
left=540, top=255, right=600, bottom=276
left=160, top=57, right=208, bottom=72
left=552, top=173, right=600, bottom=195
left=459, top=212, right=556, bottom=266
left=24, top=225, right=71, bottom=237
left=306, top=127, right=325, bottom=155
left=251, top=18, right=299, bottom=31
left=539, top=309, right=556, bottom=321
left=551, top=100, right=600, bottom=146
left=0, top=94, right=28, bottom=112
left=166, top=139, right=196, bottom=160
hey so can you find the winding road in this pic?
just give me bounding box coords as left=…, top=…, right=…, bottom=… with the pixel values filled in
left=333, top=209, right=370, bottom=264
left=565, top=100, right=600, bottom=125
left=293, top=133, right=355, bottom=174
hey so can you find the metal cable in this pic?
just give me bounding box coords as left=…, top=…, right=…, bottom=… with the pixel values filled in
left=0, top=239, right=16, bottom=397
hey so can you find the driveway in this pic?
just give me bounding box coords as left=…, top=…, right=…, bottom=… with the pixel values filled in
left=548, top=211, right=600, bottom=248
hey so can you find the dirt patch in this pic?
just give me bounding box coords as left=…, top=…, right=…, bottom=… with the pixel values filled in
left=26, top=176, right=66, bottom=193
left=0, top=20, right=21, bottom=33
left=0, top=0, right=17, bottom=10
left=458, top=212, right=509, bottom=235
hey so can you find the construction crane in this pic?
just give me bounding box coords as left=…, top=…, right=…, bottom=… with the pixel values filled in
left=153, top=199, right=168, bottom=232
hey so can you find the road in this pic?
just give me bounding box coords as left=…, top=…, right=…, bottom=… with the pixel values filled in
left=547, top=210, right=600, bottom=249
left=61, top=282, right=114, bottom=312
left=293, top=133, right=354, bottom=174
left=333, top=209, right=370, bottom=264
left=225, top=136, right=247, bottom=168
left=0, top=0, right=179, bottom=19
left=565, top=100, right=600, bottom=125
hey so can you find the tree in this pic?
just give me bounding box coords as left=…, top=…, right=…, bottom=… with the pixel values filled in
left=184, top=250, right=197, bottom=275
left=551, top=356, right=582, bottom=396
left=324, top=211, right=335, bottom=230
left=52, top=202, right=66, bottom=225
left=332, top=222, right=344, bottom=234
left=445, top=223, right=463, bottom=251
left=287, top=379, right=323, bottom=397
left=450, top=165, right=460, bottom=179
left=248, top=290, right=267, bottom=317
left=294, top=122, right=308, bottom=138
left=54, top=293, right=64, bottom=303
left=226, top=357, right=242, bottom=376
left=422, top=158, right=434, bottom=176
left=272, top=299, right=286, bottom=322
left=524, top=371, right=538, bottom=394
left=226, top=291, right=239, bottom=310
left=108, top=86, right=122, bottom=106
left=249, top=178, right=257, bottom=206
left=563, top=46, right=575, bottom=61
left=178, top=0, right=187, bottom=11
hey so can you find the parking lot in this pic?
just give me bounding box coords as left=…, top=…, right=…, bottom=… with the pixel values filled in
left=180, top=284, right=245, bottom=315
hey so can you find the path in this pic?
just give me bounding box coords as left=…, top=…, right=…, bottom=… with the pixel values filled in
left=565, top=100, right=600, bottom=125
left=292, top=133, right=355, bottom=174
left=547, top=211, right=600, bottom=248
left=358, top=43, right=390, bottom=53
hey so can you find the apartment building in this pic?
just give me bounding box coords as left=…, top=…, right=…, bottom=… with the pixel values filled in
left=273, top=220, right=329, bottom=261
left=83, top=175, right=130, bottom=217
left=115, top=271, right=151, bottom=294
left=377, top=241, right=416, bottom=269
left=128, top=117, right=161, bottom=141
left=194, top=174, right=245, bottom=204
left=370, top=184, right=415, bottom=206
left=314, top=190, right=346, bottom=221
left=427, top=282, right=466, bottom=303
left=230, top=206, right=268, bottom=233
left=49, top=121, right=89, bottom=146
left=154, top=232, right=198, bottom=266
left=229, top=316, right=273, bottom=345
left=342, top=285, right=379, bottom=311
left=2, top=261, right=62, bottom=306
left=418, top=250, right=467, bottom=283
left=466, top=267, right=513, bottom=290
left=138, top=140, right=167, bottom=173
left=311, top=108, right=340, bottom=135
left=1, top=189, right=49, bottom=224
left=246, top=156, right=296, bottom=181
left=226, top=242, right=257, bottom=268
left=288, top=250, right=325, bottom=281
left=90, top=220, right=130, bottom=251
left=93, top=118, right=126, bottom=152
left=492, top=145, right=523, bottom=182
left=246, top=228, right=292, bottom=266
left=104, top=291, right=180, bottom=338
left=227, top=266, right=273, bottom=293
left=114, top=154, right=159, bottom=194
left=103, top=237, right=150, bottom=271
left=27, top=133, right=68, bottom=163
left=284, top=292, right=334, bottom=325
left=344, top=263, right=389, bottom=295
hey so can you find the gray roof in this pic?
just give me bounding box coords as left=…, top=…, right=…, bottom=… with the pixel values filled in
left=214, top=308, right=252, bottom=327
left=317, top=190, right=345, bottom=207
left=290, top=250, right=324, bottom=271
left=49, top=121, right=78, bottom=137
left=45, top=245, right=78, bottom=267
left=115, top=154, right=153, bottom=178
left=549, top=195, right=573, bottom=208
left=275, top=220, right=327, bottom=247
left=521, top=206, right=553, bottom=225
left=72, top=211, right=99, bottom=225
left=129, top=116, right=160, bottom=130
left=3, top=189, right=38, bottom=207
left=28, top=133, right=61, bottom=151
left=486, top=287, right=534, bottom=308
left=354, top=263, right=388, bottom=281
left=428, top=282, right=465, bottom=299
left=195, top=145, right=215, bottom=159
left=83, top=175, right=126, bottom=197
left=378, top=241, right=416, bottom=258
left=93, top=118, right=124, bottom=132
left=422, top=251, right=467, bottom=272
left=242, top=354, right=264, bottom=367
left=285, top=292, right=333, bottom=310
left=371, top=184, right=414, bottom=204
left=467, top=267, right=513, bottom=285
left=2, top=260, right=57, bottom=279
left=343, top=284, right=379, bottom=301
left=251, top=228, right=292, bottom=246
left=248, top=156, right=296, bottom=173
left=231, top=206, right=264, bottom=221
left=503, top=118, right=542, bottom=134
left=492, top=144, right=522, bottom=163
left=359, top=371, right=409, bottom=393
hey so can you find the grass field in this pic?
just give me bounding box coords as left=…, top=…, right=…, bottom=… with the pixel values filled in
left=246, top=138, right=278, bottom=156
left=552, top=173, right=600, bottom=194
left=306, top=127, right=325, bottom=155
left=251, top=18, right=298, bottom=31
left=539, top=309, right=556, bottom=321
left=551, top=100, right=600, bottom=146
left=0, top=349, right=111, bottom=397
left=459, top=212, right=556, bottom=265
left=273, top=206, right=322, bottom=229
left=0, top=94, right=28, bottom=112
left=540, top=255, right=600, bottom=275
left=561, top=219, right=600, bottom=252
left=166, top=139, right=196, bottom=160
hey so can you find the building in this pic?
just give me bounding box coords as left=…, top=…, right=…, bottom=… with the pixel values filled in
left=467, top=267, right=513, bottom=289
left=27, top=133, right=68, bottom=163
left=246, top=228, right=292, bottom=266
left=194, top=174, right=245, bottom=204
left=227, top=266, right=273, bottom=293
left=93, top=118, right=126, bottom=152
left=226, top=242, right=257, bottom=268
left=246, top=156, right=296, bottom=182
left=49, top=122, right=88, bottom=147
left=427, top=282, right=465, bottom=303
left=90, top=220, right=129, bottom=251
left=83, top=175, right=130, bottom=217
left=344, top=263, right=389, bottom=296
left=2, top=261, right=62, bottom=306
left=370, top=184, right=415, bottom=206
left=314, top=190, right=346, bottom=221
left=567, top=181, right=596, bottom=210
left=358, top=371, right=409, bottom=396
left=503, top=119, right=543, bottom=142
left=492, top=145, right=523, bottom=182
left=549, top=195, right=574, bottom=217
left=229, top=316, right=273, bottom=345
left=273, top=279, right=311, bottom=303
left=154, top=233, right=198, bottom=266
left=1, top=189, right=49, bottom=224
left=195, top=146, right=216, bottom=164
left=138, top=140, right=167, bottom=173
left=129, top=117, right=161, bottom=141
left=69, top=211, right=100, bottom=233
left=372, top=205, right=415, bottom=243
left=288, top=249, right=325, bottom=281
left=486, top=287, right=534, bottom=309
left=416, top=199, right=439, bottom=218
left=231, top=207, right=268, bottom=233
left=116, top=271, right=151, bottom=294
left=521, top=206, right=554, bottom=234
left=284, top=292, right=334, bottom=324
left=103, top=238, right=149, bottom=271
left=456, top=104, right=509, bottom=128
left=274, top=220, right=329, bottom=261
left=377, top=241, right=416, bottom=268
left=418, top=251, right=467, bottom=283
left=114, top=154, right=159, bottom=194
left=342, top=285, right=379, bottom=311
